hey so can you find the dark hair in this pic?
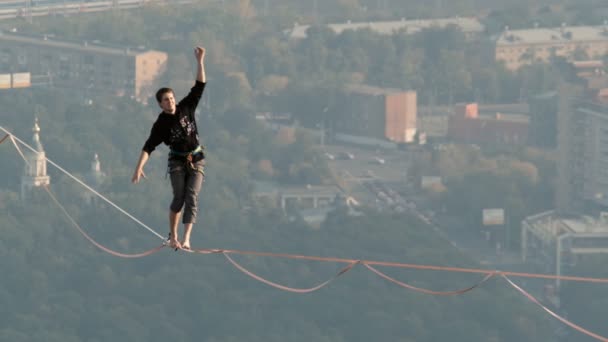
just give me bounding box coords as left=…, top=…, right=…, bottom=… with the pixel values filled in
left=155, top=87, right=174, bottom=103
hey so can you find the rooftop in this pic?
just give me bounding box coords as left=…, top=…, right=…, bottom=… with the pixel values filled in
left=497, top=25, right=608, bottom=45
left=562, top=217, right=608, bottom=234
left=524, top=210, right=608, bottom=236
left=0, top=31, right=159, bottom=56
left=477, top=113, right=530, bottom=123
left=288, top=17, right=484, bottom=39
left=344, top=84, right=413, bottom=96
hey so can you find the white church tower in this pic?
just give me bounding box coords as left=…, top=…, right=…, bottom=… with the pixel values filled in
left=83, top=153, right=106, bottom=205
left=90, top=153, right=105, bottom=185
left=21, top=118, right=51, bottom=200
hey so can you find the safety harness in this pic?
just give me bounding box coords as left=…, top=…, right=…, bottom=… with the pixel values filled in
left=169, top=145, right=205, bottom=175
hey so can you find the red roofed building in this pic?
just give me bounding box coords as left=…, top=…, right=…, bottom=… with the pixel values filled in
left=447, top=103, right=529, bottom=145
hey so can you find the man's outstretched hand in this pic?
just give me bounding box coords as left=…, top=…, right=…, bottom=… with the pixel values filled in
left=195, top=46, right=205, bottom=63
left=131, top=168, right=147, bottom=184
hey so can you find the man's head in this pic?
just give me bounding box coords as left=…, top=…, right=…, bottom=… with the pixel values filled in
left=156, top=87, right=176, bottom=114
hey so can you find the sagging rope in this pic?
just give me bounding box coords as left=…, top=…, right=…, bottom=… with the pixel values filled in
left=2, top=126, right=608, bottom=342
left=0, top=126, right=165, bottom=241
left=43, top=184, right=166, bottom=258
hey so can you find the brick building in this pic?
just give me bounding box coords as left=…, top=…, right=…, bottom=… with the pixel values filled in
left=334, top=84, right=417, bottom=143
left=447, top=103, right=529, bottom=145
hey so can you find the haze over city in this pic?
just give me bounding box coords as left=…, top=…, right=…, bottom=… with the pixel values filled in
left=0, top=0, right=607, bottom=341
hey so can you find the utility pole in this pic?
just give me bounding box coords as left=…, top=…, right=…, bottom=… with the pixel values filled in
left=321, top=107, right=328, bottom=148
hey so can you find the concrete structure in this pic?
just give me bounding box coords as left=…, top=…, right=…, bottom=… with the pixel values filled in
left=447, top=102, right=529, bottom=145
left=335, top=84, right=417, bottom=143
left=496, top=24, right=608, bottom=70
left=252, top=181, right=342, bottom=211
left=555, top=83, right=608, bottom=214
left=0, top=31, right=167, bottom=101
left=21, top=118, right=50, bottom=200
left=279, top=184, right=342, bottom=210
left=522, top=210, right=608, bottom=290
left=287, top=17, right=484, bottom=40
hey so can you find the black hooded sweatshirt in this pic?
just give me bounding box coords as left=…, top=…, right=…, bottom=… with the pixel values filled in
left=142, top=81, right=206, bottom=161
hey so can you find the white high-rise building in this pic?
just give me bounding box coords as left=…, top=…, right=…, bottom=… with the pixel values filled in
left=21, top=118, right=50, bottom=200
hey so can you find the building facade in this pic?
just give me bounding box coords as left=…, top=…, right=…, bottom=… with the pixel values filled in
left=522, top=211, right=608, bottom=292
left=528, top=92, right=558, bottom=149
left=0, top=32, right=167, bottom=101
left=496, top=25, right=608, bottom=70
left=447, top=102, right=529, bottom=145
left=556, top=83, right=608, bottom=214
left=288, top=17, right=484, bottom=40
left=335, top=84, right=417, bottom=143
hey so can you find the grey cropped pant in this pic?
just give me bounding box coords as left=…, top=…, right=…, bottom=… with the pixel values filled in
left=168, top=159, right=205, bottom=224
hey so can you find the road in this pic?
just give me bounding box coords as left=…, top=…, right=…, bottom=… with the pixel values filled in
left=0, top=0, right=195, bottom=21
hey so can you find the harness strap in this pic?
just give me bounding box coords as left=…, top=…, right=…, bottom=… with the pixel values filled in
left=169, top=145, right=204, bottom=157
left=168, top=146, right=205, bottom=176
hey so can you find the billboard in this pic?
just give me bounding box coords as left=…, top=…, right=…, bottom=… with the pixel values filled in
left=483, top=208, right=505, bottom=226
left=0, top=74, right=10, bottom=89
left=12, top=72, right=31, bottom=88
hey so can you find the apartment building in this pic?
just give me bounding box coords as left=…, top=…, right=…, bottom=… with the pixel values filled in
left=288, top=17, right=484, bottom=40
left=496, top=24, right=608, bottom=70
left=0, top=31, right=167, bottom=101
left=556, top=81, right=608, bottom=214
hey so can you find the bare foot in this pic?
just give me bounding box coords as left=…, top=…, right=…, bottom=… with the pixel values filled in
left=181, top=240, right=191, bottom=250
left=169, top=239, right=181, bottom=250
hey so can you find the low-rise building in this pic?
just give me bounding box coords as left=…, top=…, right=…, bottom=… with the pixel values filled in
left=288, top=17, right=484, bottom=40
left=522, top=211, right=608, bottom=291
left=496, top=24, right=608, bottom=70
left=447, top=103, right=529, bottom=145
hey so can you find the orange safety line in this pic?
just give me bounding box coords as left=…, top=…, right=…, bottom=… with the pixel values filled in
left=0, top=134, right=9, bottom=145
left=223, top=252, right=359, bottom=293
left=186, top=247, right=608, bottom=284
left=43, top=185, right=166, bottom=258
left=4, top=128, right=166, bottom=240
left=503, top=275, right=608, bottom=342
left=364, top=263, right=496, bottom=296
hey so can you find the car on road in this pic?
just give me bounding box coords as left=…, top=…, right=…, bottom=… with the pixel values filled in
left=338, top=151, right=355, bottom=160
left=372, top=157, right=385, bottom=165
